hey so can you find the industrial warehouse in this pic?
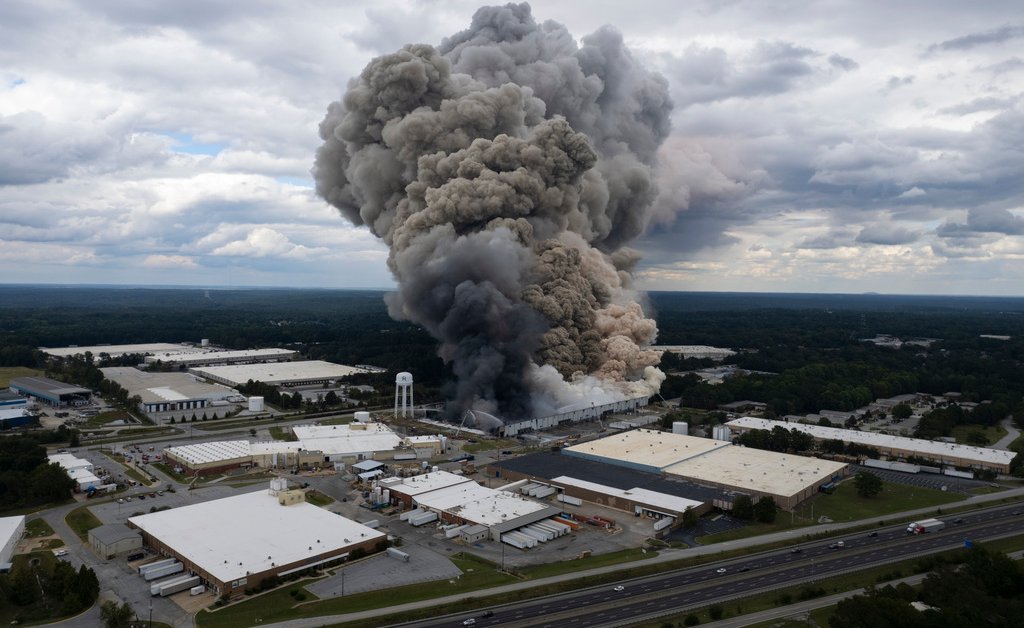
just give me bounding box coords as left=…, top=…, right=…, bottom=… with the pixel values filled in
left=491, top=451, right=726, bottom=521
left=560, top=429, right=848, bottom=510
left=190, top=360, right=375, bottom=387
left=47, top=453, right=104, bottom=492
left=725, top=417, right=1018, bottom=474
left=39, top=342, right=191, bottom=359
left=381, top=471, right=566, bottom=546
left=100, top=367, right=240, bottom=414
left=162, top=422, right=445, bottom=475
left=143, top=347, right=297, bottom=368
left=9, top=376, right=92, bottom=407
left=128, top=480, right=385, bottom=596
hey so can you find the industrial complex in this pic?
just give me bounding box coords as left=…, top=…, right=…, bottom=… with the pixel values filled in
left=100, top=367, right=240, bottom=414
left=725, top=417, right=1017, bottom=474
left=10, top=376, right=92, bottom=407
left=48, top=453, right=104, bottom=492
left=128, top=479, right=386, bottom=596
left=144, top=348, right=298, bottom=368
left=190, top=360, right=375, bottom=388
left=561, top=429, right=848, bottom=510
left=162, top=422, right=445, bottom=475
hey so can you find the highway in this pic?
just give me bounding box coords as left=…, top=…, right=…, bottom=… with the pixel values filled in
left=404, top=504, right=1024, bottom=628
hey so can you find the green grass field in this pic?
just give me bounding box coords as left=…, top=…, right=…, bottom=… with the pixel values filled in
left=65, top=505, right=102, bottom=541
left=85, top=409, right=134, bottom=427
left=304, top=490, right=334, bottom=507
left=805, top=477, right=965, bottom=523
left=196, top=553, right=517, bottom=628
left=0, top=366, right=42, bottom=388
left=25, top=518, right=55, bottom=537
left=951, top=423, right=1008, bottom=446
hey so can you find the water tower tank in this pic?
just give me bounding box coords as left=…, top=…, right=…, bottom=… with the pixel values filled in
left=394, top=372, right=414, bottom=417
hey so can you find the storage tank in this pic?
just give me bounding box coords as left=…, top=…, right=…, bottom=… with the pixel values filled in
left=712, top=425, right=732, bottom=441
left=200, top=338, right=210, bottom=347
left=248, top=396, right=265, bottom=412
left=355, top=411, right=371, bottom=422
left=672, top=421, right=689, bottom=435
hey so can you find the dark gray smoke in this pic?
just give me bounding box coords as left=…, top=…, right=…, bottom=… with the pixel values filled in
left=314, top=3, right=670, bottom=419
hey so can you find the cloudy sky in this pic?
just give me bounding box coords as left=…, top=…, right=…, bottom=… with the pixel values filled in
left=2, top=1, right=1022, bottom=295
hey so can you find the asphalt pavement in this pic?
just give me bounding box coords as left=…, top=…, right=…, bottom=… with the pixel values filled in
left=255, top=487, right=1024, bottom=628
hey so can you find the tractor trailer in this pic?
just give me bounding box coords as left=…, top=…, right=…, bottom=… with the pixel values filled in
left=906, top=518, right=945, bottom=534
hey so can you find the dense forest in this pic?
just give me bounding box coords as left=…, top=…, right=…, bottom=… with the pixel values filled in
left=1, top=285, right=1023, bottom=425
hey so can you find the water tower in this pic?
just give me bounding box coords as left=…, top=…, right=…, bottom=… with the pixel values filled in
left=394, top=372, right=414, bottom=417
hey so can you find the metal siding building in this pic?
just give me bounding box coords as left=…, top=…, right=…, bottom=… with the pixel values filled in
left=89, top=524, right=142, bottom=559
left=10, top=377, right=91, bottom=407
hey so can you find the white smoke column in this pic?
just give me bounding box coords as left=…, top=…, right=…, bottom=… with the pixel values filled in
left=314, top=3, right=671, bottom=420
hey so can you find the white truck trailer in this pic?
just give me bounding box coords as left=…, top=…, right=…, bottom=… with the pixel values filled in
left=906, top=518, right=945, bottom=534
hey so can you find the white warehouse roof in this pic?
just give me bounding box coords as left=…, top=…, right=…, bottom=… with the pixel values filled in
left=47, top=453, right=93, bottom=471
left=129, top=488, right=384, bottom=584
left=664, top=445, right=847, bottom=498
left=291, top=423, right=403, bottom=456
left=388, top=471, right=472, bottom=497
left=40, top=343, right=191, bottom=358
left=191, top=360, right=373, bottom=386
left=164, top=441, right=252, bottom=465
left=144, top=348, right=297, bottom=365
left=726, top=417, right=1017, bottom=467
left=565, top=429, right=730, bottom=471
left=552, top=476, right=704, bottom=514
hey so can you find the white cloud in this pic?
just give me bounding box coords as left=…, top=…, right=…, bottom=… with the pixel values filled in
left=0, top=1, right=1021, bottom=294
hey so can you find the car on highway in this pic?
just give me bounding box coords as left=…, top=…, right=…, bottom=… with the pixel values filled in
left=482, top=611, right=493, bottom=618
left=954, top=518, right=964, bottom=524
left=790, top=547, right=802, bottom=554
left=613, top=585, right=625, bottom=592
left=868, top=531, right=878, bottom=537
left=1012, top=510, right=1021, bottom=516
left=716, top=567, right=727, bottom=574
left=462, top=619, right=476, bottom=626
left=739, top=567, right=750, bottom=572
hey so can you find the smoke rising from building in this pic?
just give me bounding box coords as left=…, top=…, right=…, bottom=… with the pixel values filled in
left=314, top=3, right=670, bottom=421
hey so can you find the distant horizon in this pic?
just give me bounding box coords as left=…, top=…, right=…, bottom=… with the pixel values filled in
left=2, top=282, right=1024, bottom=300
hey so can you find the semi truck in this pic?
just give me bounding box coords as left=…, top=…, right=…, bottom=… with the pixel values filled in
left=907, top=518, right=945, bottom=534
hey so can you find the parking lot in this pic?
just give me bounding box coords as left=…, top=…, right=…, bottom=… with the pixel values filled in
left=860, top=466, right=996, bottom=494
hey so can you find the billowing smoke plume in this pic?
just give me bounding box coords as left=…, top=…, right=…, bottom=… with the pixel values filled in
left=315, top=3, right=670, bottom=420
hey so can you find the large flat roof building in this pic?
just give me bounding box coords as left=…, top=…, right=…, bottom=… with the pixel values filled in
left=191, top=360, right=374, bottom=387
left=144, top=348, right=298, bottom=368
left=40, top=343, right=191, bottom=359
left=562, top=429, right=848, bottom=510
left=383, top=471, right=560, bottom=540
left=291, top=423, right=407, bottom=461
left=0, top=515, right=25, bottom=567
left=564, top=429, right=730, bottom=474
left=129, top=485, right=385, bottom=597
left=10, top=377, right=91, bottom=407
left=664, top=446, right=846, bottom=508
left=163, top=423, right=441, bottom=476
left=100, top=367, right=237, bottom=414
left=726, top=417, right=1017, bottom=474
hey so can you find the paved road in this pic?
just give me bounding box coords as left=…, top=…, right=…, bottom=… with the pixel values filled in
left=993, top=416, right=1021, bottom=450
left=699, top=549, right=1024, bottom=628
